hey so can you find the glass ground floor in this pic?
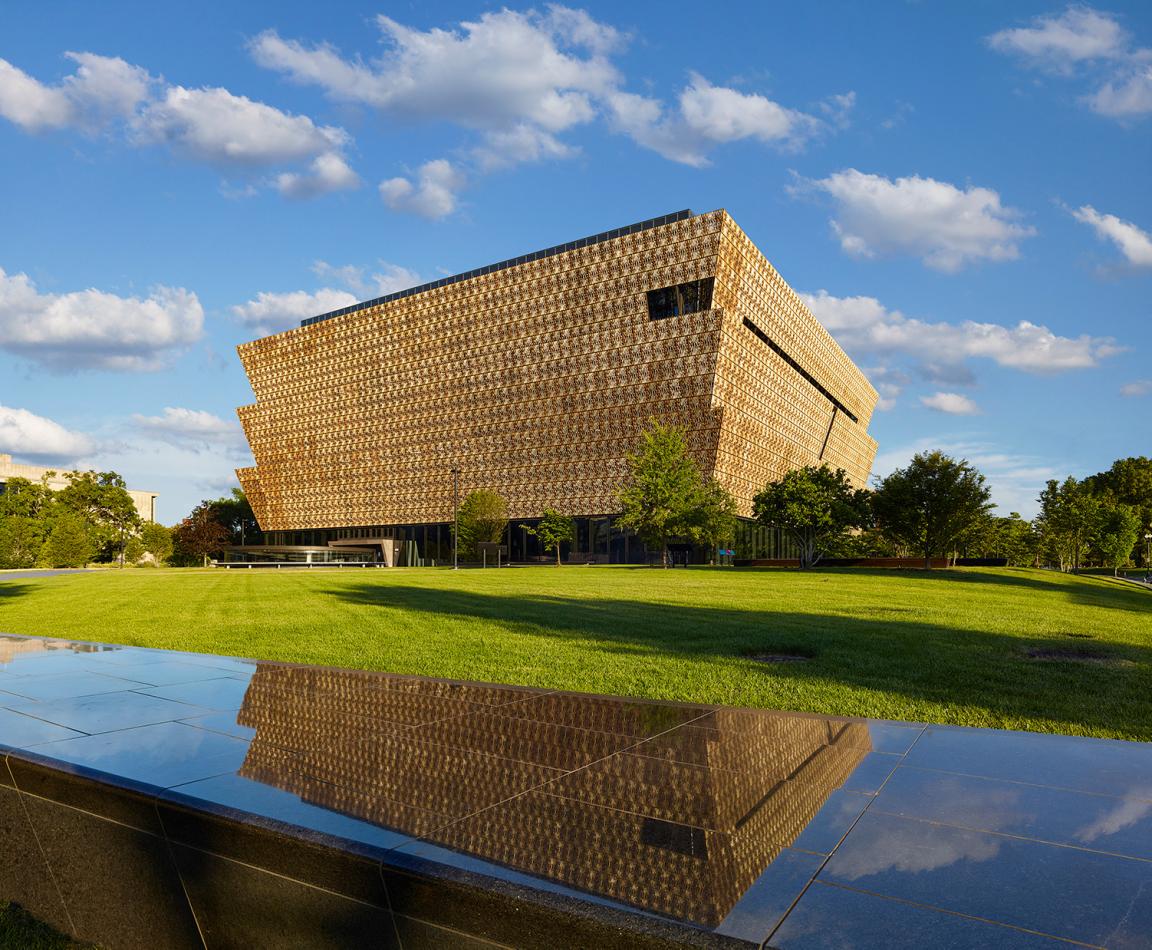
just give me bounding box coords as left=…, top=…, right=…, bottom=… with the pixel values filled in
left=240, top=517, right=800, bottom=566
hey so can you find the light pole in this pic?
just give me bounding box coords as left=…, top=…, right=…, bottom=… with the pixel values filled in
left=452, top=467, right=461, bottom=570
left=1144, top=531, right=1151, bottom=573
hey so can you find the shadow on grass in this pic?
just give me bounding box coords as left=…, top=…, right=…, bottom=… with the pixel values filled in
left=323, top=578, right=1152, bottom=737
left=0, top=583, right=34, bottom=600
left=754, top=566, right=1152, bottom=613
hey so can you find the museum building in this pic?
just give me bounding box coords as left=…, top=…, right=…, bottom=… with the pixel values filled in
left=233, top=209, right=878, bottom=565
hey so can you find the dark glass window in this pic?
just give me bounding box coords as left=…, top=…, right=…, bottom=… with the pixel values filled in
left=647, top=277, right=714, bottom=320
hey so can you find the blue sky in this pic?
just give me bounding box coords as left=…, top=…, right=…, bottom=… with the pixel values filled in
left=0, top=1, right=1148, bottom=522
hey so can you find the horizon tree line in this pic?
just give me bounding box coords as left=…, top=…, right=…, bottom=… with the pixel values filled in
left=3, top=434, right=1144, bottom=573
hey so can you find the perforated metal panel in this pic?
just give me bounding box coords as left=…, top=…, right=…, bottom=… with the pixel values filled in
left=236, top=210, right=878, bottom=532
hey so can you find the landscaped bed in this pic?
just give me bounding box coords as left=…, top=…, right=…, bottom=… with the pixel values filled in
left=1, top=566, right=1149, bottom=740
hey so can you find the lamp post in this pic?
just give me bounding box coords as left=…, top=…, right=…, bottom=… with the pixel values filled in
left=1144, top=531, right=1151, bottom=572
left=451, top=467, right=461, bottom=570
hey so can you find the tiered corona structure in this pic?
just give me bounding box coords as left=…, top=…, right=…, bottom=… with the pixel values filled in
left=236, top=664, right=871, bottom=925
left=235, top=209, right=878, bottom=563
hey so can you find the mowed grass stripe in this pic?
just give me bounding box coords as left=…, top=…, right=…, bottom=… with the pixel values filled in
left=0, top=566, right=1149, bottom=740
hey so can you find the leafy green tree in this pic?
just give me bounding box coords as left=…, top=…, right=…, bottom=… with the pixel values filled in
left=139, top=521, right=174, bottom=564
left=1084, top=456, right=1152, bottom=565
left=687, top=480, right=739, bottom=565
left=41, top=513, right=96, bottom=568
left=0, top=516, right=47, bottom=569
left=990, top=515, right=1046, bottom=566
left=872, top=451, right=994, bottom=569
left=521, top=508, right=576, bottom=566
left=752, top=465, right=870, bottom=569
left=617, top=420, right=704, bottom=567
left=208, top=489, right=260, bottom=545
left=55, top=470, right=141, bottom=565
left=961, top=512, right=1038, bottom=566
left=0, top=476, right=57, bottom=569
left=1096, top=502, right=1142, bottom=576
left=0, top=476, right=57, bottom=521
left=172, top=504, right=231, bottom=567
left=456, top=490, right=508, bottom=559
left=1036, top=477, right=1098, bottom=572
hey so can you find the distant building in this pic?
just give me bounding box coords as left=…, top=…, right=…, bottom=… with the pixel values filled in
left=235, top=209, right=878, bottom=565
left=0, top=453, right=158, bottom=522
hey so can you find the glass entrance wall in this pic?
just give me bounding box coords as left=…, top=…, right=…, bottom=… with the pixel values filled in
left=265, top=518, right=796, bottom=564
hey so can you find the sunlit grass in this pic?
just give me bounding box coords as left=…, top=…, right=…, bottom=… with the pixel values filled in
left=1, top=565, right=1149, bottom=739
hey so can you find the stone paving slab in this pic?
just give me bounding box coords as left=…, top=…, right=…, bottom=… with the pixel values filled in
left=0, top=632, right=1149, bottom=949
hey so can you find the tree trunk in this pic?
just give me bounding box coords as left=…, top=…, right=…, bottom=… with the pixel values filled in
left=661, top=536, right=669, bottom=569
left=555, top=546, right=561, bottom=568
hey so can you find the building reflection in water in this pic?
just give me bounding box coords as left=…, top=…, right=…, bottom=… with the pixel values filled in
left=234, top=664, right=871, bottom=926
left=0, top=635, right=115, bottom=665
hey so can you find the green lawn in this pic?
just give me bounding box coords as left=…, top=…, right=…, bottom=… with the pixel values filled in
left=2, top=566, right=1150, bottom=740
left=0, top=904, right=86, bottom=950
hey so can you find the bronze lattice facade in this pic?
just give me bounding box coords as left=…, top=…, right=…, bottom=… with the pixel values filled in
left=236, top=210, right=878, bottom=551
left=236, top=663, right=871, bottom=925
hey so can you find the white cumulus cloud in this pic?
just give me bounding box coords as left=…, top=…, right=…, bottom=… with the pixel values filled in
left=235, top=259, right=423, bottom=337
left=251, top=9, right=850, bottom=201
left=987, top=7, right=1129, bottom=70
left=251, top=9, right=618, bottom=132
left=1121, top=380, right=1152, bottom=398
left=921, top=392, right=982, bottom=415
left=134, top=85, right=348, bottom=166
left=988, top=6, right=1152, bottom=121
left=0, top=52, right=358, bottom=198
left=801, top=289, right=1121, bottom=375
left=0, top=405, right=95, bottom=460
left=800, top=169, right=1036, bottom=272
left=0, top=267, right=203, bottom=372
left=231, top=288, right=359, bottom=335
left=133, top=407, right=246, bottom=453
left=310, top=260, right=421, bottom=298
left=607, top=75, right=837, bottom=167
left=1070, top=204, right=1152, bottom=267
left=380, top=159, right=466, bottom=219
left=276, top=152, right=360, bottom=199
left=0, top=52, right=153, bottom=132
left=1088, top=64, right=1152, bottom=118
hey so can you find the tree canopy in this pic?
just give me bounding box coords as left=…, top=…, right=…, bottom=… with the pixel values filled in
left=872, top=451, right=994, bottom=569
left=521, top=508, right=576, bottom=566
left=752, top=465, right=870, bottom=568
left=456, top=490, right=509, bottom=559
left=617, top=420, right=721, bottom=567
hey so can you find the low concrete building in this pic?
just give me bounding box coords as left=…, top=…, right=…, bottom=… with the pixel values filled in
left=0, top=453, right=158, bottom=522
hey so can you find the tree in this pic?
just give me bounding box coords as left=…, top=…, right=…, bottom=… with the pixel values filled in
left=872, top=451, right=994, bottom=569
left=0, top=476, right=56, bottom=569
left=966, top=513, right=1038, bottom=567
left=752, top=465, right=870, bottom=569
left=41, top=513, right=96, bottom=568
left=1036, top=477, right=1098, bottom=572
left=687, top=480, right=739, bottom=565
left=617, top=420, right=704, bottom=567
left=55, top=470, right=141, bottom=566
left=1096, top=502, right=1141, bottom=576
left=521, top=508, right=576, bottom=566
left=456, top=490, right=508, bottom=559
left=1084, top=456, right=1152, bottom=565
left=0, top=476, right=57, bottom=521
left=139, top=522, right=174, bottom=565
left=0, top=516, right=47, bottom=569
left=172, top=504, right=231, bottom=567
left=208, top=489, right=260, bottom=545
